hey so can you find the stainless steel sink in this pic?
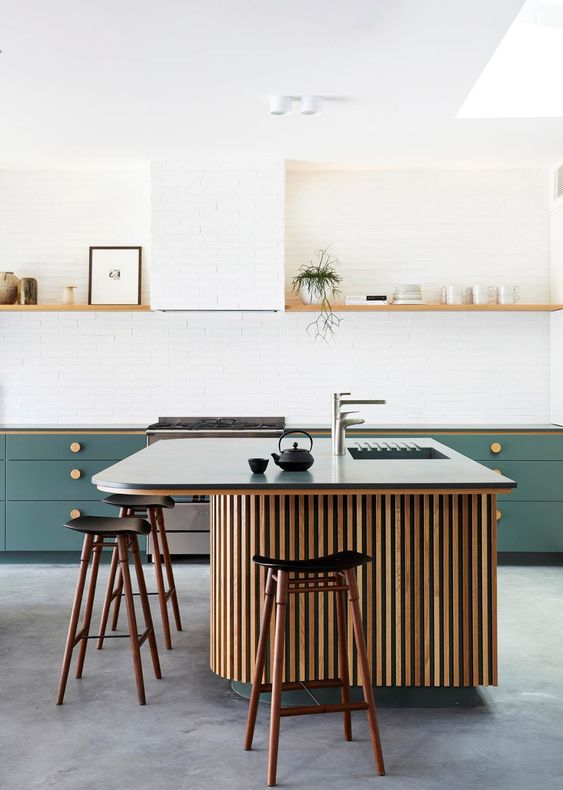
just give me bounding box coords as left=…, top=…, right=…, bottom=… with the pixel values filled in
left=348, top=441, right=448, bottom=460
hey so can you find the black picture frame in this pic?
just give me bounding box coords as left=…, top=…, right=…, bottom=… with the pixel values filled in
left=88, top=246, right=142, bottom=305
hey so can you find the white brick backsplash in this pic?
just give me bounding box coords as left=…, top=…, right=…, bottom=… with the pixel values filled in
left=0, top=164, right=552, bottom=425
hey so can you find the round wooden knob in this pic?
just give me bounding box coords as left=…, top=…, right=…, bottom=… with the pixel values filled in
left=70, top=442, right=81, bottom=453
left=493, top=468, right=502, bottom=475
left=490, top=442, right=502, bottom=454
left=70, top=468, right=81, bottom=480
left=496, top=509, right=502, bottom=521
left=70, top=509, right=81, bottom=519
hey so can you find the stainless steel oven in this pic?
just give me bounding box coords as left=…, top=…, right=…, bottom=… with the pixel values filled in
left=145, top=417, right=285, bottom=557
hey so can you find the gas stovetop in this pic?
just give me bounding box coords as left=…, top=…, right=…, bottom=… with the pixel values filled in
left=146, top=417, right=285, bottom=437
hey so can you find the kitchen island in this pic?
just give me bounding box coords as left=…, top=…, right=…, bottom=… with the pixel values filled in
left=93, top=437, right=515, bottom=703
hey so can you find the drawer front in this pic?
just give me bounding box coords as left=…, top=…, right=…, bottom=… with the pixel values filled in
left=5, top=500, right=122, bottom=551
left=7, top=460, right=116, bottom=500
left=0, top=435, right=5, bottom=459
left=481, top=460, right=563, bottom=501
left=496, top=502, right=563, bottom=552
left=430, top=434, right=563, bottom=461
left=6, top=434, right=145, bottom=461
left=0, top=461, right=4, bottom=499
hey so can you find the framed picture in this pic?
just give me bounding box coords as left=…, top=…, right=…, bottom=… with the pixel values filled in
left=88, top=246, right=142, bottom=305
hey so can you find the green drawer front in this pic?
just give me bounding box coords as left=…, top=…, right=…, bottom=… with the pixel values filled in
left=430, top=434, right=563, bottom=461
left=6, top=434, right=145, bottom=460
left=7, top=460, right=116, bottom=500
left=480, top=460, right=563, bottom=501
left=0, top=461, right=4, bottom=499
left=0, top=507, right=5, bottom=551
left=0, top=435, right=5, bottom=459
left=6, top=501, right=120, bottom=551
left=497, top=502, right=563, bottom=552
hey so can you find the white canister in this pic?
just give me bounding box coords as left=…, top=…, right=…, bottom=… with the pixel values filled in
left=471, top=284, right=497, bottom=305
left=441, top=285, right=463, bottom=305
left=62, top=285, right=77, bottom=305
left=498, top=284, right=520, bottom=304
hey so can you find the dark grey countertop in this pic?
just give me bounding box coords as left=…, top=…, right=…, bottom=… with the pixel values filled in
left=92, top=437, right=516, bottom=493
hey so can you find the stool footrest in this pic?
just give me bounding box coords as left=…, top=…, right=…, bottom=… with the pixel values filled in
left=258, top=678, right=344, bottom=693
left=280, top=701, right=369, bottom=717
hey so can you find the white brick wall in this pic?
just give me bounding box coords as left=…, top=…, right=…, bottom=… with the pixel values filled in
left=0, top=165, right=552, bottom=425
left=151, top=158, right=285, bottom=310
left=0, top=169, right=151, bottom=305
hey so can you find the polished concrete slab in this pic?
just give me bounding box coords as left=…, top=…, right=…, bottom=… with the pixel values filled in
left=0, top=563, right=561, bottom=790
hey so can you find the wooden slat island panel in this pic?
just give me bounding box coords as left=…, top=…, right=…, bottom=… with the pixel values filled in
left=210, top=491, right=497, bottom=687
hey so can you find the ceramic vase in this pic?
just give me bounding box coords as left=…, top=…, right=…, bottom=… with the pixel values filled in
left=62, top=285, right=76, bottom=305
left=19, top=277, right=38, bottom=305
left=0, top=272, right=20, bottom=304
left=299, top=282, right=325, bottom=305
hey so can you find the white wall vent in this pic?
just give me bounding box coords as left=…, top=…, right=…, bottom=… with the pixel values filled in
left=555, top=163, right=563, bottom=203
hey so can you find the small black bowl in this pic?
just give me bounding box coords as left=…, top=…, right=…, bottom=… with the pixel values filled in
left=248, top=457, right=269, bottom=474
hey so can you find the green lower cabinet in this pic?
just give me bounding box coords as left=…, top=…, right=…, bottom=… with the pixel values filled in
left=0, top=506, right=5, bottom=551
left=0, top=461, right=4, bottom=499
left=430, top=434, right=563, bottom=461
left=6, top=434, right=145, bottom=461
left=480, top=460, right=563, bottom=501
left=6, top=500, right=120, bottom=551
left=7, top=460, right=117, bottom=500
left=497, top=501, right=563, bottom=552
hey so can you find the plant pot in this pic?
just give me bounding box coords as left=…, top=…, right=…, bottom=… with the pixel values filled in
left=0, top=272, right=20, bottom=305
left=299, top=283, right=325, bottom=305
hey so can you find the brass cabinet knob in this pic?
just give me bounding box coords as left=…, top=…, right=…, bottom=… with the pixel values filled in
left=70, top=509, right=81, bottom=519
left=490, top=442, right=502, bottom=454
left=70, top=442, right=81, bottom=453
left=496, top=510, right=502, bottom=521
left=70, top=468, right=82, bottom=480
left=493, top=468, right=502, bottom=475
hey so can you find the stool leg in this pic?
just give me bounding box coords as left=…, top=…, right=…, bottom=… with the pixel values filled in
left=75, top=535, right=103, bottom=679
left=245, top=568, right=275, bottom=750
left=97, top=541, right=119, bottom=649
left=56, top=534, right=94, bottom=704
left=336, top=586, right=353, bottom=741
left=148, top=506, right=173, bottom=650
left=110, top=507, right=128, bottom=632
left=267, top=570, right=288, bottom=787
left=156, top=507, right=182, bottom=631
left=117, top=534, right=146, bottom=705
left=131, top=536, right=162, bottom=680
left=345, top=569, right=385, bottom=776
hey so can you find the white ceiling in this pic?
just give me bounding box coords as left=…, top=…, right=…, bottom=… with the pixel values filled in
left=1, top=0, right=562, bottom=168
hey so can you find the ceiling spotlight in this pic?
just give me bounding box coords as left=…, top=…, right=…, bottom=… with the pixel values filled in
left=300, top=95, right=323, bottom=115
left=270, top=95, right=292, bottom=115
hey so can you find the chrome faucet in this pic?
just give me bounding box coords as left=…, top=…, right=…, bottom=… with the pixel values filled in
left=331, top=392, right=386, bottom=456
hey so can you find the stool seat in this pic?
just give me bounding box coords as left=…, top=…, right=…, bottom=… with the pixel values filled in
left=252, top=550, right=371, bottom=573
left=102, top=494, right=175, bottom=510
left=65, top=516, right=151, bottom=537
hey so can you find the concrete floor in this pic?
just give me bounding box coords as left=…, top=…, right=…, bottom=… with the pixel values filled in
left=1, top=564, right=562, bottom=790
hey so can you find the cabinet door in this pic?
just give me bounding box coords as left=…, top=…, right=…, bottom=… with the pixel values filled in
left=6, top=434, right=145, bottom=460
left=480, top=460, right=563, bottom=501
left=0, top=461, right=4, bottom=499
left=497, top=502, right=563, bottom=552
left=0, top=506, right=5, bottom=551
left=7, top=460, right=116, bottom=500
left=6, top=501, right=119, bottom=551
left=0, top=435, right=5, bottom=459
left=431, top=434, right=563, bottom=461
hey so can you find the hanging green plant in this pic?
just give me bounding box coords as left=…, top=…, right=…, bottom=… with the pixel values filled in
left=291, top=247, right=343, bottom=341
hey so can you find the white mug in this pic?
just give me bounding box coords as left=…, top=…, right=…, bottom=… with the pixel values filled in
left=498, top=284, right=520, bottom=304
left=441, top=285, right=463, bottom=305
left=472, top=284, right=497, bottom=305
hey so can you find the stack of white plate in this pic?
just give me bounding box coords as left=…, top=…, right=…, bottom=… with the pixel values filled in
left=392, top=284, right=423, bottom=304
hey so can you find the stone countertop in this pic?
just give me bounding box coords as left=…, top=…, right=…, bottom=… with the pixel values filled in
left=92, top=437, right=516, bottom=493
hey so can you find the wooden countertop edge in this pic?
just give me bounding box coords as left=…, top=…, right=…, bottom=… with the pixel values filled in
left=95, top=485, right=511, bottom=496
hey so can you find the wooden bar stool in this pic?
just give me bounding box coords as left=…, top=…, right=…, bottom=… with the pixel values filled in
left=56, top=515, right=161, bottom=706
left=244, top=550, right=385, bottom=787
left=98, top=494, right=182, bottom=650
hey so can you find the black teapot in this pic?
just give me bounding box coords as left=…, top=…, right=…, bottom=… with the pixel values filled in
left=271, top=430, right=315, bottom=472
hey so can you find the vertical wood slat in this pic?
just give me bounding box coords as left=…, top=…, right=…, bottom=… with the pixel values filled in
left=209, top=492, right=497, bottom=689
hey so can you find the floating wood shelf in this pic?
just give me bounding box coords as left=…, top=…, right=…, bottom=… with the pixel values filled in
left=0, top=304, right=151, bottom=312
left=285, top=301, right=563, bottom=313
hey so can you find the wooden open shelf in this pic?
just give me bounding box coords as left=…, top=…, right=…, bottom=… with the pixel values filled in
left=0, top=304, right=151, bottom=312
left=285, top=300, right=563, bottom=313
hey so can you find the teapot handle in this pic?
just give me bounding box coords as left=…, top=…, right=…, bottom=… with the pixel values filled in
left=278, top=429, right=314, bottom=452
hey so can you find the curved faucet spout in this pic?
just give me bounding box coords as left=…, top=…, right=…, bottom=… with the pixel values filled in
left=331, top=392, right=385, bottom=456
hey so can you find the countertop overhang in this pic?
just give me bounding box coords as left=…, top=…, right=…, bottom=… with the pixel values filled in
left=92, top=437, right=516, bottom=493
